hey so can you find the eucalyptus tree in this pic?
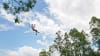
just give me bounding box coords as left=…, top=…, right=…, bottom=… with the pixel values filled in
left=49, top=28, right=92, bottom=56
left=89, top=16, right=100, bottom=55
left=60, top=32, right=72, bottom=56
left=48, top=31, right=68, bottom=56
left=53, top=31, right=63, bottom=56
left=69, top=28, right=92, bottom=56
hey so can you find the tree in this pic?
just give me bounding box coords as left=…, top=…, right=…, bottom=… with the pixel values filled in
left=69, top=28, right=95, bottom=56
left=2, top=0, right=36, bottom=14
left=89, top=16, right=100, bottom=54
left=54, top=31, right=62, bottom=51
left=38, top=16, right=100, bottom=56
left=0, top=0, right=37, bottom=23
left=48, top=27, right=94, bottom=56
left=48, top=31, right=68, bottom=56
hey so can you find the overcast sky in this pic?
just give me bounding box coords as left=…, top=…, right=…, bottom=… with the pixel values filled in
left=0, top=0, right=100, bottom=56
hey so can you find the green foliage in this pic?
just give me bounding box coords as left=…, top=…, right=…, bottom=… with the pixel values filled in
left=90, top=16, right=100, bottom=52
left=90, top=16, right=100, bottom=24
left=69, top=28, right=79, bottom=37
left=39, top=49, right=48, bottom=56
left=2, top=0, right=37, bottom=14
left=46, top=27, right=94, bottom=56
left=1, top=0, right=37, bottom=24
left=14, top=17, right=22, bottom=23
left=91, top=28, right=100, bottom=36
left=3, top=3, right=9, bottom=10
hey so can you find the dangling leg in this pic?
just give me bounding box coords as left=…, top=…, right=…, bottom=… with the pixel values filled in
left=36, top=32, right=37, bottom=35
left=34, top=29, right=39, bottom=35
left=35, top=30, right=39, bottom=35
